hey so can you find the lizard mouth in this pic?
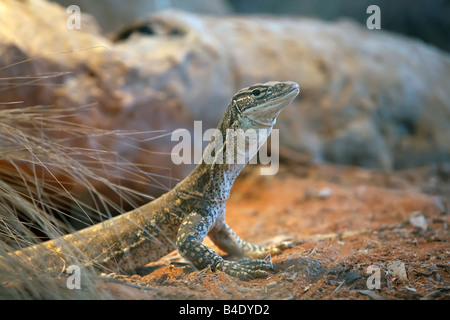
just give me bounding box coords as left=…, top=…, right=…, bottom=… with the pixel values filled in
left=260, top=82, right=299, bottom=113
left=283, top=82, right=300, bottom=101
left=287, top=82, right=300, bottom=93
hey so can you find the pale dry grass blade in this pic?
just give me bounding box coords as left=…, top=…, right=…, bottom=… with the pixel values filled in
left=0, top=64, right=172, bottom=298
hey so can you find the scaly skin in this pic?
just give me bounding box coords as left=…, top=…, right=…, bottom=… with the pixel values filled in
left=8, top=81, right=299, bottom=280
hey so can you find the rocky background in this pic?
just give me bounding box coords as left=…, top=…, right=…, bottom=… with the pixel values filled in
left=0, top=0, right=449, bottom=300
left=50, top=0, right=450, bottom=54
left=2, top=0, right=449, bottom=184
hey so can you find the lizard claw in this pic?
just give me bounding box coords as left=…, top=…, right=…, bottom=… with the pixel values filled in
left=214, top=258, right=273, bottom=281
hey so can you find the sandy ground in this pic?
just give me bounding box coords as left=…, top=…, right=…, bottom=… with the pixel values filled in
left=92, top=160, right=449, bottom=300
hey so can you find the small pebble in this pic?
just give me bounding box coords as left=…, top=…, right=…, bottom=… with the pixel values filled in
left=317, top=188, right=332, bottom=199
left=266, top=281, right=278, bottom=290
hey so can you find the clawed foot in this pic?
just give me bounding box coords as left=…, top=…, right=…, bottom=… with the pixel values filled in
left=215, top=241, right=294, bottom=280
left=213, top=258, right=274, bottom=281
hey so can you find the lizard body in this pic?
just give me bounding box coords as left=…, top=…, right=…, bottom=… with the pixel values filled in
left=8, top=81, right=299, bottom=280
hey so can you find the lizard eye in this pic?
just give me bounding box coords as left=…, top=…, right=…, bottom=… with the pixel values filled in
left=251, top=89, right=264, bottom=98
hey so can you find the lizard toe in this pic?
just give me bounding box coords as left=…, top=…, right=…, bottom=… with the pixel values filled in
left=215, top=259, right=272, bottom=280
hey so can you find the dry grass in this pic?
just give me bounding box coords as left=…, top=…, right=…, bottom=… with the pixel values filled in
left=0, top=65, right=164, bottom=299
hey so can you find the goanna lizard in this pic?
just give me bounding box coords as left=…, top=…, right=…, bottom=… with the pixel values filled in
left=9, top=81, right=299, bottom=280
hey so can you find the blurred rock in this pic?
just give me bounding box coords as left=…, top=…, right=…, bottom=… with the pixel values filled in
left=409, top=211, right=428, bottom=231
left=228, top=0, right=450, bottom=54
left=0, top=0, right=188, bottom=198
left=114, top=10, right=450, bottom=170
left=49, top=0, right=232, bottom=34
left=387, top=261, right=408, bottom=281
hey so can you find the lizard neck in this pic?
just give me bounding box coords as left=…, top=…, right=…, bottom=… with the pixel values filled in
left=175, top=158, right=246, bottom=203
left=174, top=107, right=267, bottom=203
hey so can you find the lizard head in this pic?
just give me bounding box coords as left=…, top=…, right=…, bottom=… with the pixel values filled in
left=209, top=81, right=299, bottom=168
left=231, top=81, right=299, bottom=130
left=208, top=81, right=299, bottom=169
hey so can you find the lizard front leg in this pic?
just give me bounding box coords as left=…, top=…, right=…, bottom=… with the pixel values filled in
left=208, top=222, right=282, bottom=259
left=176, top=212, right=273, bottom=280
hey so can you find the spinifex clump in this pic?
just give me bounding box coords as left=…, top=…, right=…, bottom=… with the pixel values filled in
left=0, top=91, right=161, bottom=299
